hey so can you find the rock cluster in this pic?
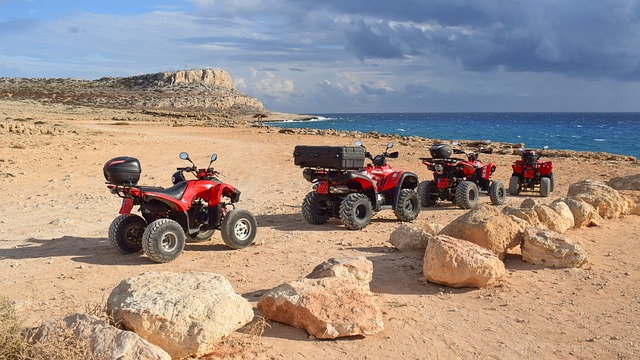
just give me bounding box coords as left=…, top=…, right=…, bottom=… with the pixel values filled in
left=258, top=257, right=384, bottom=339
left=389, top=179, right=635, bottom=288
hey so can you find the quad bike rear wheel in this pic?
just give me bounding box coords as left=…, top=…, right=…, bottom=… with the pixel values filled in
left=417, top=180, right=439, bottom=207
left=540, top=177, right=551, bottom=197
left=489, top=180, right=506, bottom=205
left=142, top=218, right=186, bottom=263
left=509, top=176, right=521, bottom=196
left=339, top=193, right=373, bottom=230
left=301, top=191, right=331, bottom=224
left=395, top=188, right=420, bottom=221
left=108, top=214, right=146, bottom=254
left=221, top=209, right=257, bottom=249
left=549, top=172, right=555, bottom=192
left=455, top=181, right=479, bottom=209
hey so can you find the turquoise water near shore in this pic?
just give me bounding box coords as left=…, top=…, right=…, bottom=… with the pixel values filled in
left=270, top=112, right=640, bottom=158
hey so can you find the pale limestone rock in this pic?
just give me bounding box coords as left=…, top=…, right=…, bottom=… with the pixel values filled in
left=423, top=235, right=506, bottom=288
left=521, top=227, right=588, bottom=268
left=502, top=206, right=543, bottom=227
left=306, top=257, right=373, bottom=291
left=617, top=190, right=640, bottom=216
left=34, top=314, right=170, bottom=360
left=440, top=204, right=526, bottom=259
left=532, top=204, right=573, bottom=234
left=258, top=258, right=383, bottom=339
left=388, top=223, right=433, bottom=252
left=423, top=222, right=444, bottom=236
left=567, top=179, right=629, bottom=219
left=556, top=197, right=601, bottom=228
left=107, top=272, right=253, bottom=359
left=549, top=200, right=575, bottom=228
left=607, top=174, right=640, bottom=191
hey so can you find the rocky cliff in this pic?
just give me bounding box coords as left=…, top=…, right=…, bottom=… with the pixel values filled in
left=0, top=69, right=265, bottom=115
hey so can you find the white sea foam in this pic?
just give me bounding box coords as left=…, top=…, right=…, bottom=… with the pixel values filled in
left=593, top=138, right=606, bottom=142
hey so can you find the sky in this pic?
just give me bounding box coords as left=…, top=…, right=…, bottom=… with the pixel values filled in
left=1, top=0, right=640, bottom=113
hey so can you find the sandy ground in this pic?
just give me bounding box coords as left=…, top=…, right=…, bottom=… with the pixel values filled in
left=1, top=100, right=640, bottom=359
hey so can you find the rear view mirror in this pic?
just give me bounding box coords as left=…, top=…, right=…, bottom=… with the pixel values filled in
left=179, top=152, right=189, bottom=160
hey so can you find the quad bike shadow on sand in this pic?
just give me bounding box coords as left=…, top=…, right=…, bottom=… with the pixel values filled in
left=103, top=152, right=257, bottom=263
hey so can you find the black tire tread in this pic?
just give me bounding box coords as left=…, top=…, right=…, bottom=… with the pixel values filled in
left=455, top=181, right=479, bottom=209
left=301, top=192, right=331, bottom=225
left=394, top=188, right=420, bottom=221
left=108, top=214, right=146, bottom=254
left=142, top=218, right=185, bottom=263
left=339, top=193, right=373, bottom=230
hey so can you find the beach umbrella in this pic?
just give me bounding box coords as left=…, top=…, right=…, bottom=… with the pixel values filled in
left=252, top=113, right=268, bottom=121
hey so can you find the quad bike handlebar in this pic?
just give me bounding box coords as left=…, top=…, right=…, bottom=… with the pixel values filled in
left=356, top=140, right=399, bottom=165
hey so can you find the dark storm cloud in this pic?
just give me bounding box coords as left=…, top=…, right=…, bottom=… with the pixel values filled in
left=216, top=0, right=640, bottom=81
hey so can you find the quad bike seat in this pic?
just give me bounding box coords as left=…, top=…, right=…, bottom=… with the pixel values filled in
left=144, top=181, right=188, bottom=200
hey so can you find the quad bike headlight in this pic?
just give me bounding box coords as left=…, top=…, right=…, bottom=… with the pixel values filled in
left=434, top=164, right=444, bottom=175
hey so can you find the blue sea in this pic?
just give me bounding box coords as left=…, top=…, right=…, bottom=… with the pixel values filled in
left=270, top=112, right=640, bottom=159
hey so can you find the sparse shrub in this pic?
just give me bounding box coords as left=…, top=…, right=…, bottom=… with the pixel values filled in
left=34, top=121, right=46, bottom=125
left=10, top=144, right=26, bottom=149
left=0, top=297, right=102, bottom=360
left=0, top=297, right=28, bottom=358
left=111, top=122, right=129, bottom=126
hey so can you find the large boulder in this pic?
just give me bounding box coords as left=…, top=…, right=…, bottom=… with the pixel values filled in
left=533, top=203, right=574, bottom=234
left=502, top=206, right=543, bottom=228
left=557, top=197, right=601, bottom=228
left=388, top=223, right=433, bottom=252
left=258, top=258, right=383, bottom=339
left=423, top=235, right=506, bottom=288
left=567, top=180, right=629, bottom=219
left=33, top=314, right=171, bottom=360
left=618, top=190, right=640, bottom=215
left=306, top=256, right=373, bottom=291
left=440, top=204, right=526, bottom=259
left=521, top=227, right=588, bottom=268
left=107, top=272, right=253, bottom=359
left=607, top=174, right=640, bottom=191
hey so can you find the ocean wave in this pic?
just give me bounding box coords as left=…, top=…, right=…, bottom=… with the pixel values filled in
left=275, top=116, right=332, bottom=123
left=593, top=138, right=606, bottom=142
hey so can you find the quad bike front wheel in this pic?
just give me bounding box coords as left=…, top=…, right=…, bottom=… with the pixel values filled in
left=540, top=177, right=551, bottom=197
left=339, top=193, right=373, bottom=230
left=509, top=176, right=521, bottom=196
left=221, top=209, right=257, bottom=249
left=395, top=188, right=420, bottom=221
left=489, top=180, right=506, bottom=205
left=417, top=180, right=439, bottom=207
left=455, top=181, right=479, bottom=209
left=108, top=214, right=146, bottom=254
left=142, top=218, right=186, bottom=263
left=301, top=191, right=331, bottom=224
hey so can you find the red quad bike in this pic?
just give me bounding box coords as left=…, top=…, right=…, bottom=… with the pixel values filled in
left=103, top=152, right=257, bottom=263
left=417, top=140, right=506, bottom=209
left=509, top=146, right=554, bottom=197
left=294, top=141, right=420, bottom=230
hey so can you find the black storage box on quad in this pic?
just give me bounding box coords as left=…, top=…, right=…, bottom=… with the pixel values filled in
left=293, top=145, right=365, bottom=169
left=522, top=150, right=538, bottom=165
left=429, top=144, right=452, bottom=159
left=103, top=156, right=141, bottom=185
